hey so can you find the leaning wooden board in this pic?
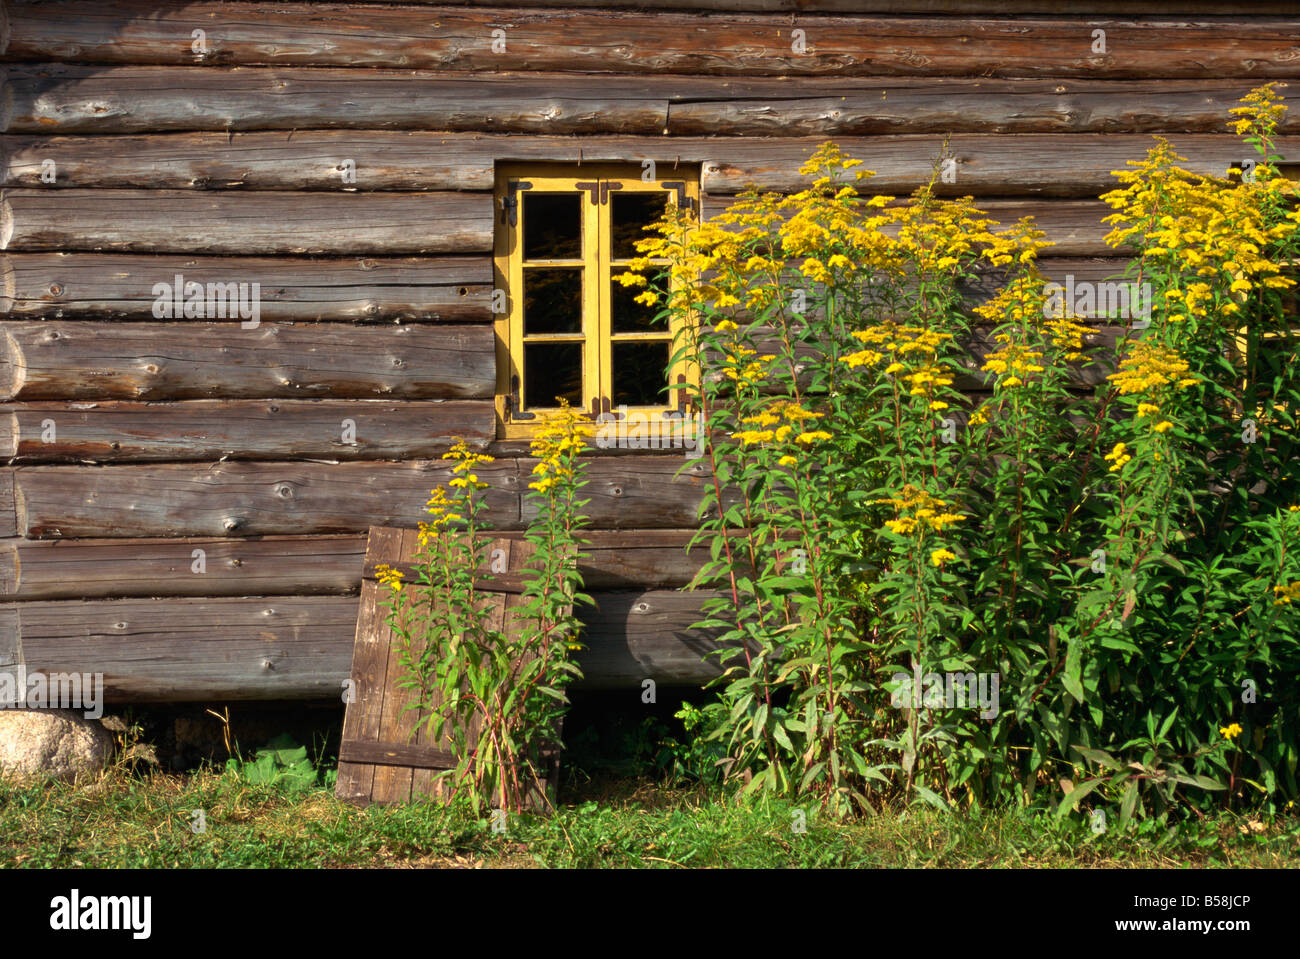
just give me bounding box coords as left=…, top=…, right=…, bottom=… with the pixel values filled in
left=336, top=527, right=566, bottom=808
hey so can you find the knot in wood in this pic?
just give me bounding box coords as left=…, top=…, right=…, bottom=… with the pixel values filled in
left=276, top=484, right=293, bottom=498
left=49, top=283, right=64, bottom=296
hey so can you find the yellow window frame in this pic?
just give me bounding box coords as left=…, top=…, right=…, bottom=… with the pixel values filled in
left=493, top=162, right=699, bottom=440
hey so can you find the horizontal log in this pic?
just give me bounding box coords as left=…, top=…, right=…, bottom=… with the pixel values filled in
left=317, top=1, right=1300, bottom=12
left=0, top=534, right=368, bottom=600
left=12, top=589, right=722, bottom=700
left=0, top=253, right=491, bottom=322
left=0, top=321, right=495, bottom=401
left=6, top=67, right=1294, bottom=136
left=1, top=399, right=495, bottom=462
left=0, top=189, right=492, bottom=254
left=0, top=529, right=717, bottom=600
left=14, top=460, right=522, bottom=538
left=5, top=132, right=1289, bottom=199
left=12, top=454, right=722, bottom=538
left=0, top=608, right=17, bottom=666
left=0, top=66, right=670, bottom=135
left=8, top=3, right=1299, bottom=79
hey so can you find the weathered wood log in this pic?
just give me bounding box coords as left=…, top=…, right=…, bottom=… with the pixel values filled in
left=320, top=0, right=1300, bottom=12
left=705, top=195, right=1125, bottom=256
left=0, top=534, right=368, bottom=600
left=0, top=189, right=492, bottom=254
left=12, top=453, right=725, bottom=538
left=8, top=3, right=1299, bottom=79
left=0, top=470, right=14, bottom=538
left=1, top=399, right=496, bottom=462
left=6, top=67, right=1293, bottom=136
left=0, top=321, right=495, bottom=401
left=0, top=529, right=720, bottom=600
left=11, top=588, right=721, bottom=700
left=0, top=65, right=671, bottom=135
left=5, top=132, right=1287, bottom=198
left=0, top=253, right=491, bottom=322
left=14, top=460, right=523, bottom=538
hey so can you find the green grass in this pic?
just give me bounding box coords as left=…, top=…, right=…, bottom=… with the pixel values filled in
left=2, top=768, right=1298, bottom=868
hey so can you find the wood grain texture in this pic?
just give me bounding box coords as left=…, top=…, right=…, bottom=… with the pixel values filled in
left=0, top=322, right=495, bottom=401
left=0, top=535, right=367, bottom=601
left=0, top=66, right=670, bottom=134
left=0, top=253, right=491, bottom=322
left=317, top=1, right=1300, bottom=12
left=0, top=471, right=14, bottom=538
left=6, top=67, right=1293, bottom=136
left=9, top=4, right=1299, bottom=79
left=0, top=529, right=715, bottom=600
left=524, top=455, right=723, bottom=530
left=0, top=606, right=18, bottom=667
left=14, top=460, right=523, bottom=538
left=0, top=190, right=492, bottom=254
left=12, top=588, right=722, bottom=701
left=1, top=399, right=495, bottom=462
left=6, top=132, right=1287, bottom=198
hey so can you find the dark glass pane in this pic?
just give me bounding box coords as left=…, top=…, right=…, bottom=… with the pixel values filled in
left=524, top=268, right=582, bottom=335
left=611, top=278, right=659, bottom=334
left=524, top=343, right=583, bottom=409
left=524, top=192, right=581, bottom=260
left=612, top=192, right=668, bottom=260
left=612, top=341, right=670, bottom=407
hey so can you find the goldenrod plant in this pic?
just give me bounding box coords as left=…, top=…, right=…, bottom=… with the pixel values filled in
left=377, top=405, right=591, bottom=814
left=622, top=86, right=1300, bottom=823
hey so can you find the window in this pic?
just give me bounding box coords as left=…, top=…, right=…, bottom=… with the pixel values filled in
left=493, top=163, right=699, bottom=438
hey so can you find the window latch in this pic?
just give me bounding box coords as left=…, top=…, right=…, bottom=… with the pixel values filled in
left=661, top=181, right=696, bottom=214
left=505, top=374, right=535, bottom=421
left=501, top=180, right=532, bottom=226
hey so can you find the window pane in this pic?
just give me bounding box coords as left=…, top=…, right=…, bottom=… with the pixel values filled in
left=524, top=268, right=582, bottom=335
left=524, top=342, right=583, bottom=409
left=524, top=192, right=582, bottom=260
left=612, top=192, right=668, bottom=260
left=611, top=278, right=659, bottom=334
left=612, top=341, right=670, bottom=407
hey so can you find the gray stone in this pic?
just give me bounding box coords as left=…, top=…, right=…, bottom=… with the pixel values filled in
left=0, top=709, right=114, bottom=783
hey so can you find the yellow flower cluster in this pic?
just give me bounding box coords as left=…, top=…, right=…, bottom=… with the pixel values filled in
left=374, top=563, right=404, bottom=594
left=982, top=341, right=1046, bottom=389
left=722, top=346, right=776, bottom=387
left=732, top=400, right=829, bottom=446
left=1272, top=581, right=1300, bottom=606
left=930, top=548, right=956, bottom=567
left=874, top=485, right=966, bottom=537
left=1219, top=722, right=1244, bottom=741
left=1229, top=82, right=1287, bottom=138
left=842, top=323, right=956, bottom=409
left=1107, top=342, right=1199, bottom=396
left=528, top=400, right=586, bottom=494
left=1104, top=442, right=1132, bottom=473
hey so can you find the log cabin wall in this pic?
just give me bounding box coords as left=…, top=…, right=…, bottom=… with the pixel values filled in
left=0, top=1, right=1296, bottom=702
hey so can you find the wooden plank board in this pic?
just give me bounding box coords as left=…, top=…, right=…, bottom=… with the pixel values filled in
left=0, top=253, right=492, bottom=322
left=0, top=535, right=367, bottom=601
left=0, top=607, right=18, bottom=667
left=0, top=321, right=495, bottom=401
left=6, top=67, right=1293, bottom=136
left=8, top=586, right=723, bottom=700
left=1, top=399, right=496, bottom=462
left=13, top=459, right=523, bottom=538
left=9, top=4, right=1299, bottom=79
left=339, top=529, right=566, bottom=806
left=526, top=456, right=725, bottom=530
left=313, top=1, right=1300, bottom=13
left=0, top=529, right=714, bottom=600
left=0, top=190, right=492, bottom=255
left=5, top=133, right=1287, bottom=198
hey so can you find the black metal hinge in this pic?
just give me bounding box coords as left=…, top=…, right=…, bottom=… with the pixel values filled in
left=661, top=181, right=696, bottom=214
left=501, top=179, right=532, bottom=226
left=576, top=181, right=624, bottom=205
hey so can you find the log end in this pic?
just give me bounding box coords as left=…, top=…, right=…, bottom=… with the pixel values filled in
left=0, top=191, right=11, bottom=250
left=0, top=468, right=16, bottom=540
left=0, top=411, right=15, bottom=459
left=0, top=326, right=23, bottom=401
